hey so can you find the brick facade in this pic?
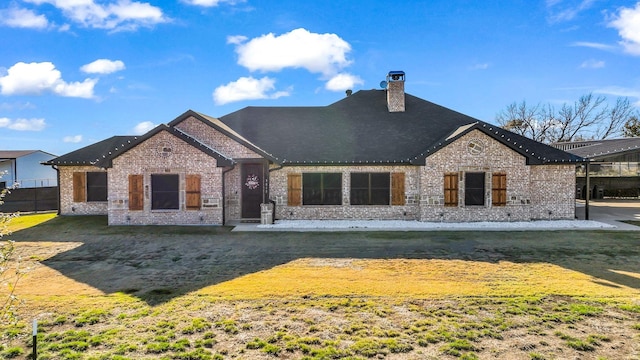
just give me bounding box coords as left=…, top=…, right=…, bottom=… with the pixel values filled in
left=58, top=166, right=108, bottom=215
left=56, top=121, right=576, bottom=225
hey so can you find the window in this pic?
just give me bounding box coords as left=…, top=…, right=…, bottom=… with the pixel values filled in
left=444, top=173, right=458, bottom=207
left=73, top=172, right=107, bottom=202
left=86, top=172, right=107, bottom=202
left=492, top=173, right=507, bottom=206
left=351, top=173, right=390, bottom=205
left=151, top=174, right=179, bottom=210
left=465, top=172, right=485, bottom=206
left=303, top=173, right=342, bottom=205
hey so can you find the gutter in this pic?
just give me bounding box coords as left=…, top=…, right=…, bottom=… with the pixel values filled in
left=49, top=164, right=61, bottom=215
left=221, top=164, right=236, bottom=226
left=267, top=164, right=283, bottom=224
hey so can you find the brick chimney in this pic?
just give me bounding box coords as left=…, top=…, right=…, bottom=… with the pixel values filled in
left=386, top=71, right=405, bottom=112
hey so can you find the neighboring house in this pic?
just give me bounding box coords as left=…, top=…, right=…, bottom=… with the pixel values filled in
left=0, top=150, right=58, bottom=188
left=554, top=138, right=640, bottom=198
left=46, top=71, right=582, bottom=225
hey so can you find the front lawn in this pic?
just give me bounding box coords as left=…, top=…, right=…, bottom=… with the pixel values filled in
left=1, top=215, right=638, bottom=359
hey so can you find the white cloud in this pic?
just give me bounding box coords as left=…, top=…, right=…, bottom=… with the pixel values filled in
left=63, top=134, right=83, bottom=143
left=470, top=63, right=490, bottom=70
left=595, top=86, right=640, bottom=105
left=133, top=121, right=156, bottom=134
left=81, top=59, right=125, bottom=74
left=213, top=76, right=289, bottom=105
left=570, top=41, right=616, bottom=51
left=546, top=0, right=595, bottom=23
left=232, top=28, right=352, bottom=77
left=325, top=73, right=364, bottom=91
left=181, top=0, right=242, bottom=7
left=608, top=3, right=640, bottom=56
left=0, top=117, right=46, bottom=131
left=0, top=7, right=49, bottom=29
left=23, top=0, right=168, bottom=32
left=0, top=61, right=97, bottom=98
left=226, top=35, right=247, bottom=45
left=579, top=59, right=605, bottom=68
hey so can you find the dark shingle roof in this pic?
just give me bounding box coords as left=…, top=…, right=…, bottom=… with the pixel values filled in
left=50, top=90, right=582, bottom=168
left=220, top=90, right=582, bottom=165
left=554, top=138, right=640, bottom=159
left=44, top=136, right=137, bottom=166
left=46, top=126, right=234, bottom=168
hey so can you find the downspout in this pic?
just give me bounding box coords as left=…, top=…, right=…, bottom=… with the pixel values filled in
left=13, top=159, right=18, bottom=187
left=221, top=164, right=236, bottom=226
left=585, top=158, right=590, bottom=220
left=268, top=163, right=284, bottom=224
left=50, top=164, right=61, bottom=215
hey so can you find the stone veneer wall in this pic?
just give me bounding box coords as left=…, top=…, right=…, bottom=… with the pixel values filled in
left=107, top=131, right=224, bottom=225
left=419, top=130, right=575, bottom=222
left=529, top=165, right=576, bottom=219
left=58, top=165, right=108, bottom=215
left=267, top=130, right=575, bottom=222
left=269, top=165, right=420, bottom=220
left=173, top=116, right=264, bottom=222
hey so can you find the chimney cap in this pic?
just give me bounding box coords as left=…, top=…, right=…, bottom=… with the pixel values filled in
left=387, top=71, right=405, bottom=82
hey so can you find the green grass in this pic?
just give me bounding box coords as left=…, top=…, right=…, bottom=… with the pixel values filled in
left=5, top=212, right=56, bottom=233
left=3, top=214, right=640, bottom=359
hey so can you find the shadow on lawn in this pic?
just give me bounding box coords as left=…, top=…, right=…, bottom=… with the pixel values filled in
left=12, top=216, right=640, bottom=305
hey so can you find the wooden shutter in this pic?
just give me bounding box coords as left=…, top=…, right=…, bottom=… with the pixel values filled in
left=186, top=174, right=201, bottom=210
left=444, top=173, right=459, bottom=207
left=287, top=173, right=302, bottom=206
left=391, top=172, right=405, bottom=205
left=492, top=173, right=507, bottom=206
left=72, top=172, right=86, bottom=202
left=128, top=174, right=144, bottom=211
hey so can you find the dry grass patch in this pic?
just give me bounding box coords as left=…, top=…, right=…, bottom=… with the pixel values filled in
left=202, top=258, right=639, bottom=299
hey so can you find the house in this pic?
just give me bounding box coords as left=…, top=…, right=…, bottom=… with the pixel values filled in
left=554, top=138, right=640, bottom=199
left=0, top=150, right=58, bottom=188
left=45, top=71, right=583, bottom=225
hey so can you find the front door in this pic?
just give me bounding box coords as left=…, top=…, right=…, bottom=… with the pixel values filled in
left=241, top=163, right=264, bottom=218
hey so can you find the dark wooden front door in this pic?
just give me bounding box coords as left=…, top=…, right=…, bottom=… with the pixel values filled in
left=241, top=163, right=264, bottom=218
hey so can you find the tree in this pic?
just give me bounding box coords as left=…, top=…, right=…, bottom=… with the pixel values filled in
left=623, top=115, right=640, bottom=137
left=496, top=94, right=637, bottom=143
left=0, top=180, right=21, bottom=324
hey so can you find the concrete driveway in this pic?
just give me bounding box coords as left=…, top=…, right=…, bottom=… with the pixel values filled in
left=575, top=199, right=640, bottom=230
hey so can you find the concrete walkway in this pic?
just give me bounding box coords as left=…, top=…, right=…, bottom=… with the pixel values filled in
left=232, top=200, right=640, bottom=232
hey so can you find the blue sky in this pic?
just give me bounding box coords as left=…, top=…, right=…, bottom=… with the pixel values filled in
left=1, top=0, right=639, bottom=156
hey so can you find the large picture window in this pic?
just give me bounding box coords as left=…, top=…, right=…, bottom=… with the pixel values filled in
left=86, top=172, right=107, bottom=202
left=303, top=173, right=342, bottom=205
left=351, top=173, right=390, bottom=205
left=151, top=174, right=179, bottom=210
left=465, top=172, right=485, bottom=206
